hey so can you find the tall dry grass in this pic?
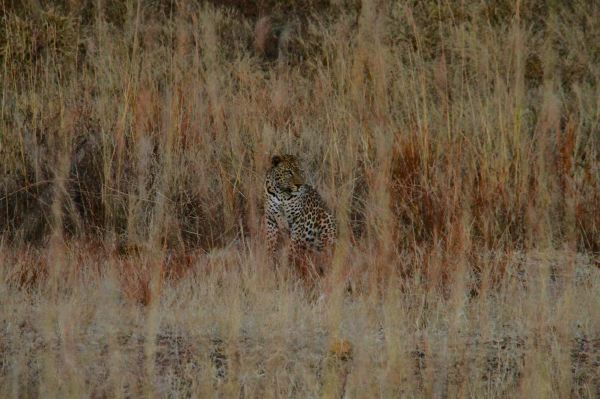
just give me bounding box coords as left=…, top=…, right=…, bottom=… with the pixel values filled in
left=1, top=0, right=599, bottom=397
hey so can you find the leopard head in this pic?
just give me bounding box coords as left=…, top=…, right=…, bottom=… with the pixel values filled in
left=265, top=154, right=304, bottom=199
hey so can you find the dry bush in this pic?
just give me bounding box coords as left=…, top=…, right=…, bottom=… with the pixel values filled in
left=0, top=242, right=598, bottom=397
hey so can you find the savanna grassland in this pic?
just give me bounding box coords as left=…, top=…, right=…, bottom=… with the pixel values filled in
left=1, top=0, right=600, bottom=397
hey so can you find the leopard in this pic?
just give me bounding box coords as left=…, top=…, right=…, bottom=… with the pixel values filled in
left=264, top=154, right=336, bottom=272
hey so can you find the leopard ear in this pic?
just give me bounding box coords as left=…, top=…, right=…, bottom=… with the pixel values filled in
left=271, top=155, right=282, bottom=166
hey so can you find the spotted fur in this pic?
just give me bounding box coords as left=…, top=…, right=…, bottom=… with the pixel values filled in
left=264, top=154, right=336, bottom=261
